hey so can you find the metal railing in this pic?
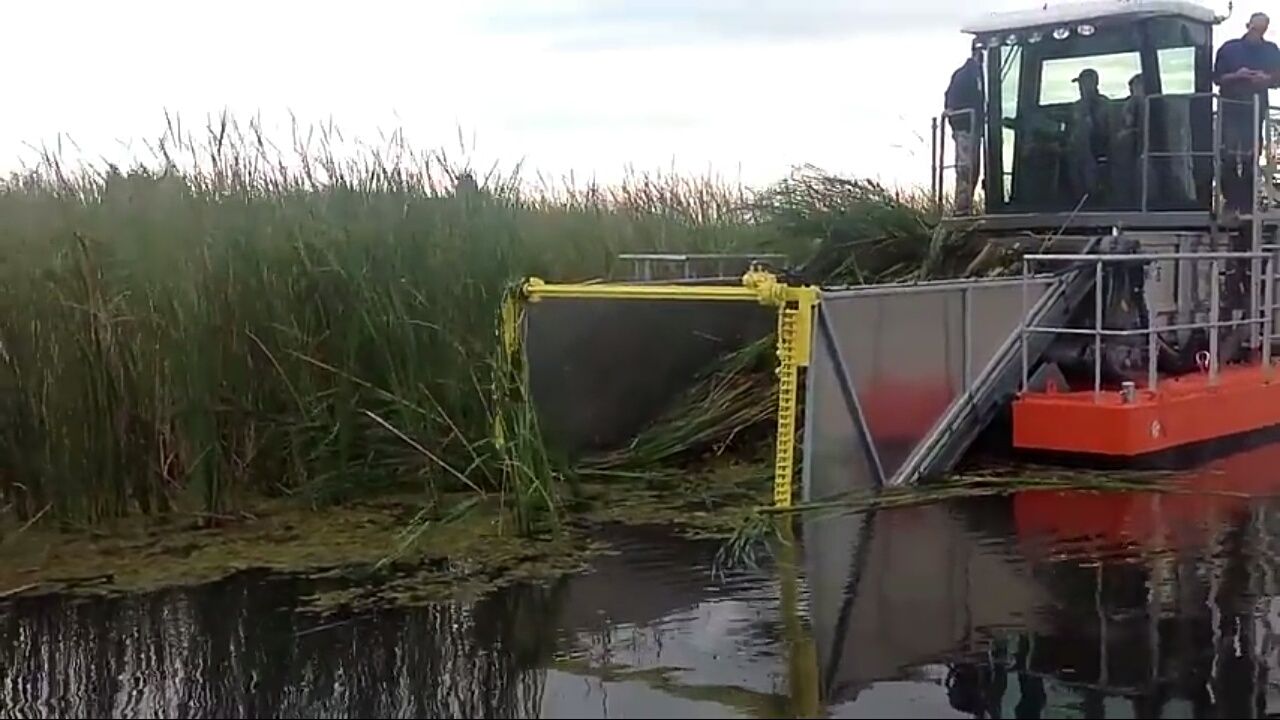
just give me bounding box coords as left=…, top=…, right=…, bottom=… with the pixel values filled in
left=1141, top=90, right=1259, bottom=212
left=1268, top=107, right=1280, bottom=204
left=1019, top=250, right=1277, bottom=401
left=1137, top=93, right=1269, bottom=219
left=616, top=253, right=788, bottom=281
left=929, top=92, right=1277, bottom=221
left=931, top=109, right=979, bottom=211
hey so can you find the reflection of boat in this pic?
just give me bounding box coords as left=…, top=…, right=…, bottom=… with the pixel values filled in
left=803, top=439, right=1280, bottom=717
left=1013, top=439, right=1280, bottom=556
left=803, top=503, right=1049, bottom=704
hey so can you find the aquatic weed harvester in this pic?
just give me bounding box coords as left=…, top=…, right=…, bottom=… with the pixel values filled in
left=504, top=0, right=1280, bottom=507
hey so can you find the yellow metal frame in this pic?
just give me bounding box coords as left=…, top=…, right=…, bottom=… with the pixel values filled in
left=515, top=269, right=816, bottom=507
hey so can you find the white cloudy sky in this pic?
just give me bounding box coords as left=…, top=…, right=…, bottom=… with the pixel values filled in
left=1, top=0, right=1241, bottom=188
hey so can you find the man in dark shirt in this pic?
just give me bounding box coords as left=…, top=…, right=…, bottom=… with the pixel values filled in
left=1213, top=12, right=1280, bottom=211
left=945, top=46, right=985, bottom=214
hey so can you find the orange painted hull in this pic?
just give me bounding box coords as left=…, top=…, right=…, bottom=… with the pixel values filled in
left=1012, top=363, right=1280, bottom=456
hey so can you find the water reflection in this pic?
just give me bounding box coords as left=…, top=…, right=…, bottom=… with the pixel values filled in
left=8, top=443, right=1280, bottom=717
left=0, top=572, right=553, bottom=718
left=810, top=441, right=1280, bottom=718
left=0, top=526, right=790, bottom=719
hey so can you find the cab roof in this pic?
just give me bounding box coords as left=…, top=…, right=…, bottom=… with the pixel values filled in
left=962, top=0, right=1219, bottom=34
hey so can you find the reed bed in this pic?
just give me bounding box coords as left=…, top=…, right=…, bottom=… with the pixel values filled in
left=0, top=116, right=989, bottom=535
left=0, top=115, right=770, bottom=528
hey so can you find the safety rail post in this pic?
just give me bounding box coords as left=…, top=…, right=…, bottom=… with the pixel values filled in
left=1213, top=96, right=1224, bottom=219
left=1141, top=94, right=1152, bottom=213
left=1251, top=95, right=1265, bottom=351
left=1254, top=95, right=1263, bottom=215
left=1147, top=319, right=1158, bottom=391
left=1094, top=259, right=1103, bottom=401
left=939, top=119, right=948, bottom=212
left=1266, top=252, right=1275, bottom=377
left=1273, top=246, right=1280, bottom=348
left=1211, top=258, right=1221, bottom=384
left=1021, top=257, right=1030, bottom=391
left=931, top=116, right=940, bottom=210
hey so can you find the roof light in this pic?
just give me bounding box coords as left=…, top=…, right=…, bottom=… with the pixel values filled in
left=1053, top=26, right=1071, bottom=40
left=1027, top=31, right=1044, bottom=44
left=1005, top=33, right=1019, bottom=45
left=1077, top=23, right=1096, bottom=36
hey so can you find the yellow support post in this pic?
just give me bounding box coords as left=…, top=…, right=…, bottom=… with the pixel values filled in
left=773, top=305, right=800, bottom=508
left=770, top=291, right=814, bottom=509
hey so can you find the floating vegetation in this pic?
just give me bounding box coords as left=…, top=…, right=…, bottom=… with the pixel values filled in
left=711, top=464, right=1261, bottom=574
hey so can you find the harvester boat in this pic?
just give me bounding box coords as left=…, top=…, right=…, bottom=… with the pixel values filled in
left=505, top=0, right=1280, bottom=507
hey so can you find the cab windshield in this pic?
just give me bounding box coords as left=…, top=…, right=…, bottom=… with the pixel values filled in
left=984, top=15, right=1211, bottom=214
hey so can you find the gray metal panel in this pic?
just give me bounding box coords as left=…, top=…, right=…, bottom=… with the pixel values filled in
left=895, top=262, right=1098, bottom=485
left=524, top=297, right=774, bottom=458
left=819, top=290, right=963, bottom=480
left=804, top=311, right=880, bottom=503
left=802, top=277, right=1054, bottom=496
left=967, top=280, right=1049, bottom=374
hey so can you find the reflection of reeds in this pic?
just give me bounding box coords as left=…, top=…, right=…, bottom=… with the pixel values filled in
left=0, top=574, right=555, bottom=717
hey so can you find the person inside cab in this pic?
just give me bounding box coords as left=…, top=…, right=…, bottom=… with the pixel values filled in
left=1116, top=73, right=1146, bottom=207
left=1213, top=11, right=1280, bottom=212
left=1067, top=68, right=1113, bottom=206
left=945, top=45, right=985, bottom=215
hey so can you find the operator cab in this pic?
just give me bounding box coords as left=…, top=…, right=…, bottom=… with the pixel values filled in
left=943, top=0, right=1225, bottom=229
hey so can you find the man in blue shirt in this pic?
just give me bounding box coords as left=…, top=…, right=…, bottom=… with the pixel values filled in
left=945, top=46, right=985, bottom=214
left=1213, top=12, right=1280, bottom=211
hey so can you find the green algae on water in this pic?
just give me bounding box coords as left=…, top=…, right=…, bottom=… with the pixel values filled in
left=0, top=461, right=773, bottom=605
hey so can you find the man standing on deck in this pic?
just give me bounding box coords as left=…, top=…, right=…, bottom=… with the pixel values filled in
left=945, top=46, right=985, bottom=215
left=1213, top=12, right=1280, bottom=212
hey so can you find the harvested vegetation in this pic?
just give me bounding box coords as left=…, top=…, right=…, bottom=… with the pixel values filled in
left=0, top=115, right=978, bottom=537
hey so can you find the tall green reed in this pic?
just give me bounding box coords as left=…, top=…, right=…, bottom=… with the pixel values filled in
left=0, top=114, right=768, bottom=527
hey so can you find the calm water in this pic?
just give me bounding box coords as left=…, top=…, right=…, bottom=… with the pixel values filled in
left=10, top=446, right=1280, bottom=717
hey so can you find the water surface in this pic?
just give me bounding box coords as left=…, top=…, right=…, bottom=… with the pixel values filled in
left=8, top=444, right=1280, bottom=718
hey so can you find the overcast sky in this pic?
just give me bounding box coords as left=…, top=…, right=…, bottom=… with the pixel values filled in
left=2, top=0, right=1241, bottom=189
